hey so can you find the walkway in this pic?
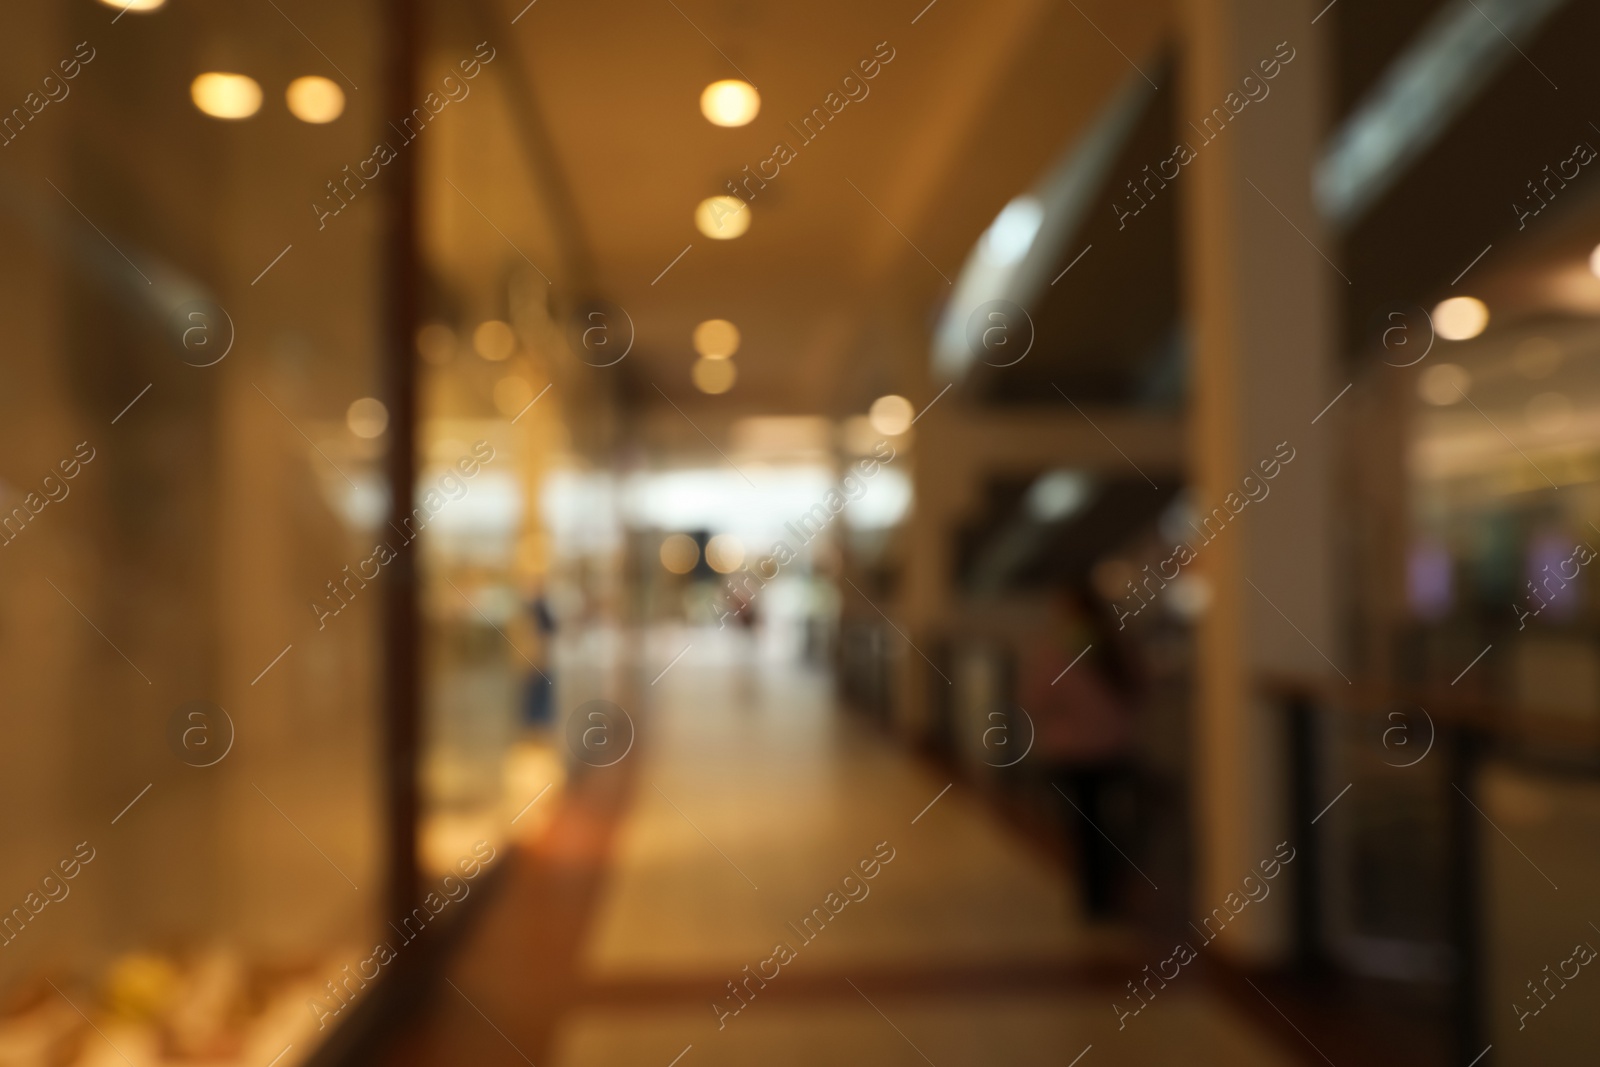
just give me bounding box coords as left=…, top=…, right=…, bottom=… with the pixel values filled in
left=379, top=633, right=1298, bottom=1066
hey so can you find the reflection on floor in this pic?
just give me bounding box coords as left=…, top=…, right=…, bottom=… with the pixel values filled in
left=381, top=631, right=1298, bottom=1066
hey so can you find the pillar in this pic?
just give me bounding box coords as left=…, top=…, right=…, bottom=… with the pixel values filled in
left=1179, top=0, right=1339, bottom=963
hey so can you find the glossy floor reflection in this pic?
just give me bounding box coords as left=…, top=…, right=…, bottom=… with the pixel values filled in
left=383, top=630, right=1297, bottom=1066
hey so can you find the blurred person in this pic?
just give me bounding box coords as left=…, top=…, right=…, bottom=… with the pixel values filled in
left=1022, top=585, right=1141, bottom=922
left=520, top=584, right=557, bottom=729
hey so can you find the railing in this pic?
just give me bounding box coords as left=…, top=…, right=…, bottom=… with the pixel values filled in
left=1261, top=672, right=1600, bottom=1066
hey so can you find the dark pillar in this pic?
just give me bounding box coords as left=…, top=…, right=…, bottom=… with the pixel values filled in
left=382, top=0, right=422, bottom=924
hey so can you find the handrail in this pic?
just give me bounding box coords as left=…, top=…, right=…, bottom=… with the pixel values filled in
left=1255, top=671, right=1600, bottom=752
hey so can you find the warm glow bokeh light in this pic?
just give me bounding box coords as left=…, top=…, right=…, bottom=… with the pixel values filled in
left=660, top=533, right=700, bottom=574
left=286, top=76, right=345, bottom=123
left=1432, top=296, right=1488, bottom=341
left=474, top=320, right=516, bottom=361
left=692, top=356, right=738, bottom=394
left=191, top=73, right=262, bottom=120
left=699, top=80, right=760, bottom=127
left=695, top=196, right=750, bottom=240
left=347, top=397, right=389, bottom=438
left=706, top=534, right=745, bottom=573
left=868, top=394, right=915, bottom=436
left=693, top=319, right=740, bottom=359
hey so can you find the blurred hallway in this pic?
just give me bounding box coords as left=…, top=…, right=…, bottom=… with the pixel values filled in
left=380, top=632, right=1294, bottom=1067
left=11, top=0, right=1600, bottom=1063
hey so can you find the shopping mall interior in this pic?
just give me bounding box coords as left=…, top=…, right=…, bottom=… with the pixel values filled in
left=5, top=0, right=1600, bottom=1063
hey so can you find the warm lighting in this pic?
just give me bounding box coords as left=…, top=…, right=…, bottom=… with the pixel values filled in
left=693, top=319, right=740, bottom=359
left=706, top=534, right=745, bottom=574
left=98, top=0, right=165, bottom=11
left=868, top=394, right=914, bottom=437
left=1418, top=363, right=1470, bottom=405
left=692, top=356, right=737, bottom=394
left=700, top=79, right=760, bottom=127
left=417, top=323, right=455, bottom=365
left=191, top=73, right=262, bottom=120
left=286, top=76, right=345, bottom=123
left=1589, top=244, right=1600, bottom=279
left=347, top=397, right=388, bottom=438
left=660, top=533, right=699, bottom=575
left=695, top=196, right=750, bottom=240
left=493, top=376, right=535, bottom=417
left=1432, top=296, right=1488, bottom=341
left=474, top=320, right=516, bottom=361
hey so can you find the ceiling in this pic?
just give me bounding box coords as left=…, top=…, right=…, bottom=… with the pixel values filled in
left=427, top=0, right=1174, bottom=419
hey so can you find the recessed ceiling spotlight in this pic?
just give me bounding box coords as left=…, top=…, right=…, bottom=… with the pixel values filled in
left=1418, top=363, right=1471, bottom=405
left=346, top=397, right=389, bottom=438
left=99, top=0, right=165, bottom=12
left=493, top=376, right=536, bottom=417
left=692, top=355, right=737, bottom=394
left=660, top=533, right=699, bottom=574
left=695, top=196, right=750, bottom=239
left=706, top=533, right=745, bottom=573
left=693, top=319, right=740, bottom=359
left=700, top=79, right=760, bottom=127
left=474, top=320, right=516, bottom=361
left=191, top=73, right=262, bottom=119
left=868, top=395, right=914, bottom=436
left=1432, top=296, right=1488, bottom=341
left=286, top=76, right=345, bottom=123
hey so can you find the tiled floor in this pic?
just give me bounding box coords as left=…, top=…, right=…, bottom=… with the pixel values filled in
left=378, top=633, right=1300, bottom=1066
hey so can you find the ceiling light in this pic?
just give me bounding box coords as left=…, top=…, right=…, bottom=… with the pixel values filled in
left=286, top=75, right=345, bottom=123
left=660, top=533, right=699, bottom=575
left=191, top=73, right=262, bottom=120
left=1418, top=363, right=1470, bottom=405
left=98, top=0, right=165, bottom=11
left=347, top=397, right=389, bottom=438
left=493, top=376, right=535, bottom=417
left=693, top=319, right=740, bottom=358
left=474, top=320, right=516, bottom=361
left=700, top=79, right=760, bottom=127
left=1432, top=296, right=1488, bottom=341
left=1589, top=244, right=1600, bottom=279
left=692, top=356, right=737, bottom=394
left=706, top=534, right=745, bottom=573
left=695, top=196, right=750, bottom=240
left=868, top=395, right=914, bottom=437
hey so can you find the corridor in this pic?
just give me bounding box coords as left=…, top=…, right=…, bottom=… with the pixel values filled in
left=381, top=631, right=1294, bottom=1067
left=11, top=1, right=1600, bottom=1063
